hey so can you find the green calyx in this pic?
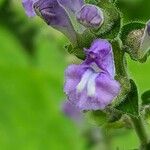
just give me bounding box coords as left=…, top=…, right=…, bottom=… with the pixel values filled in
left=65, top=30, right=96, bottom=59
left=92, top=0, right=121, bottom=39
left=120, top=21, right=150, bottom=63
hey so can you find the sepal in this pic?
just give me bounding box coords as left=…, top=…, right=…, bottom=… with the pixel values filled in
left=91, top=0, right=121, bottom=39
left=86, top=110, right=107, bottom=126
left=64, top=30, right=96, bottom=59
left=120, top=21, right=150, bottom=62
left=86, top=109, right=131, bottom=130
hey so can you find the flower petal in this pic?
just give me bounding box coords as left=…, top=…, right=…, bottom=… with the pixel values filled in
left=22, top=0, right=37, bottom=17
left=63, top=101, right=82, bottom=121
left=64, top=64, right=88, bottom=95
left=76, top=4, right=104, bottom=28
left=85, top=39, right=115, bottom=77
left=80, top=73, right=120, bottom=111
left=58, top=0, right=86, bottom=34
left=34, top=0, right=77, bottom=43
left=95, top=73, right=120, bottom=108
left=58, top=0, right=84, bottom=13
left=64, top=67, right=120, bottom=111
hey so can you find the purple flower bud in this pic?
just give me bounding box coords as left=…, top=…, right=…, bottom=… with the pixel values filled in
left=64, top=39, right=120, bottom=111
left=76, top=4, right=104, bottom=28
left=33, top=0, right=77, bottom=43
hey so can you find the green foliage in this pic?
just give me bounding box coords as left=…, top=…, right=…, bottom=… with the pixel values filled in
left=0, top=0, right=37, bottom=54
left=0, top=24, right=86, bottom=150
left=115, top=80, right=139, bottom=117
left=116, top=0, right=150, bottom=23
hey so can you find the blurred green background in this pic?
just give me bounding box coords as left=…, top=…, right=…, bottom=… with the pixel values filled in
left=0, top=0, right=149, bottom=150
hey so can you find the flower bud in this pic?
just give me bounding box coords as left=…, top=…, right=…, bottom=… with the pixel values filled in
left=22, top=0, right=86, bottom=44
left=124, top=21, right=150, bottom=61
left=76, top=4, right=104, bottom=28
left=33, top=0, right=77, bottom=43
left=92, top=0, right=121, bottom=39
left=58, top=0, right=84, bottom=14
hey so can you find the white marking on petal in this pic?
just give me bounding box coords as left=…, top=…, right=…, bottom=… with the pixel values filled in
left=76, top=69, right=93, bottom=93
left=87, top=73, right=98, bottom=97
left=90, top=62, right=101, bottom=73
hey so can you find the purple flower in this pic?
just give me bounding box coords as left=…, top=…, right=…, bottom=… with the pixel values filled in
left=64, top=39, right=120, bottom=111
left=76, top=4, right=104, bottom=28
left=22, top=0, right=104, bottom=42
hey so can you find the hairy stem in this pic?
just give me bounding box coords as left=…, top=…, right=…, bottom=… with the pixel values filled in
left=130, top=116, right=149, bottom=149
left=111, top=39, right=128, bottom=77
left=112, top=38, right=150, bottom=149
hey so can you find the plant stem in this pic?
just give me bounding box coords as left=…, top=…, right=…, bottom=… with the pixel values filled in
left=111, top=39, right=127, bottom=77
left=130, top=116, right=149, bottom=148
left=111, top=38, right=150, bottom=149
left=112, top=38, right=150, bottom=148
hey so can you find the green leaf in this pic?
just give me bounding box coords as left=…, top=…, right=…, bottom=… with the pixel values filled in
left=141, top=90, right=150, bottom=106
left=0, top=0, right=5, bottom=7
left=0, top=25, right=29, bottom=67
left=115, top=79, right=139, bottom=117
left=0, top=0, right=37, bottom=54
left=115, top=0, right=150, bottom=23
